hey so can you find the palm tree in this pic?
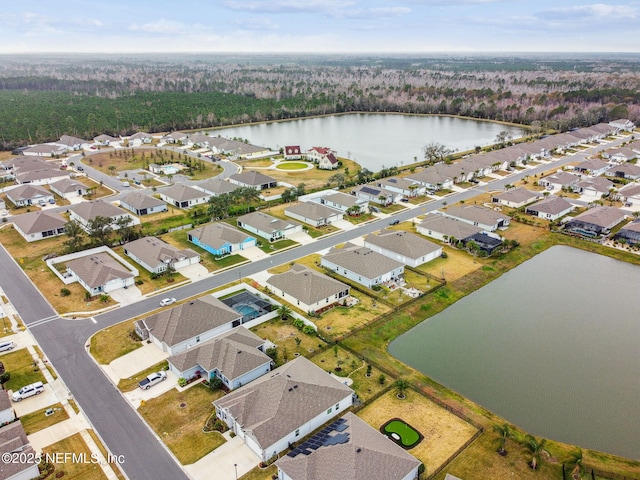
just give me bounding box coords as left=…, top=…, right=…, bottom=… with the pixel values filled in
left=523, top=434, right=546, bottom=470
left=276, top=304, right=292, bottom=321
left=393, top=378, right=409, bottom=399
left=492, top=423, right=512, bottom=456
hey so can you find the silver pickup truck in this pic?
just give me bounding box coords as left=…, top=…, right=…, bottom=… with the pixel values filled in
left=138, top=371, right=167, bottom=390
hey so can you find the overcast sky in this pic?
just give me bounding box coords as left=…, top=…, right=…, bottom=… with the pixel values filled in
left=1, top=0, right=639, bottom=54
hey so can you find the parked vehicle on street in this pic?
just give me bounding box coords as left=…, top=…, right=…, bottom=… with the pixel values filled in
left=12, top=381, right=45, bottom=401
left=138, top=371, right=167, bottom=390
left=159, top=298, right=176, bottom=307
left=389, top=219, right=400, bottom=225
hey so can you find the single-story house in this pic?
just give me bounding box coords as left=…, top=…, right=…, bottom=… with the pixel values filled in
left=5, top=184, right=54, bottom=207
left=213, top=356, right=354, bottom=462
left=284, top=146, right=302, bottom=160
left=123, top=236, right=200, bottom=274
left=188, top=223, right=256, bottom=256
left=229, top=171, right=278, bottom=190
left=93, top=134, right=119, bottom=146
left=604, top=162, right=640, bottom=180
left=0, top=421, right=40, bottom=480
left=68, top=200, right=139, bottom=232
left=159, top=183, right=210, bottom=209
left=134, top=296, right=243, bottom=355
left=491, top=187, right=540, bottom=208
left=10, top=157, right=69, bottom=185
left=405, top=170, right=454, bottom=191
left=194, top=178, right=239, bottom=197
left=416, top=214, right=485, bottom=244
left=564, top=206, right=627, bottom=236
left=49, top=178, right=89, bottom=199
left=161, top=131, right=189, bottom=144
left=615, top=219, right=640, bottom=244
left=317, top=192, right=368, bottom=215
left=377, top=177, right=425, bottom=197
left=284, top=202, right=343, bottom=227
left=320, top=243, right=404, bottom=289
left=21, top=143, right=67, bottom=157
left=12, top=211, right=67, bottom=242
left=602, top=147, right=638, bottom=163
left=573, top=159, right=611, bottom=176
left=538, top=171, right=580, bottom=190
left=0, top=390, right=15, bottom=425
left=465, top=232, right=504, bottom=255
left=119, top=191, right=168, bottom=216
left=442, top=205, right=510, bottom=232
left=56, top=135, right=89, bottom=151
left=609, top=119, right=635, bottom=131
left=351, top=185, right=396, bottom=205
left=266, top=264, right=350, bottom=314
left=275, top=412, right=421, bottom=480
left=126, top=132, right=153, bottom=146
left=572, top=177, right=615, bottom=198
left=237, top=212, right=303, bottom=242
left=364, top=229, right=442, bottom=267
left=618, top=184, right=640, bottom=205
left=525, top=196, right=574, bottom=221
left=66, top=252, right=136, bottom=295
left=167, top=326, right=272, bottom=390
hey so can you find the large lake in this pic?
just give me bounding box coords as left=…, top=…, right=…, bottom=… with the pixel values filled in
left=208, top=113, right=525, bottom=171
left=389, top=246, right=640, bottom=460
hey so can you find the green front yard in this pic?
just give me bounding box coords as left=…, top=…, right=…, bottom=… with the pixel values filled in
left=1, top=348, right=47, bottom=391
left=20, top=403, right=70, bottom=435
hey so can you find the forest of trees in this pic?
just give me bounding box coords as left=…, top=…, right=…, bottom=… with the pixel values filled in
left=0, top=53, right=638, bottom=150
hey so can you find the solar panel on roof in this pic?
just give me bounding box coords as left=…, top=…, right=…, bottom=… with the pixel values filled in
left=360, top=186, right=381, bottom=195
left=335, top=423, right=348, bottom=432
left=300, top=449, right=312, bottom=455
left=287, top=451, right=296, bottom=457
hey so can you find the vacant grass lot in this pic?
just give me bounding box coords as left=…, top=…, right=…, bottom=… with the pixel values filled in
left=1, top=348, right=47, bottom=392
left=20, top=403, right=69, bottom=435
left=42, top=433, right=109, bottom=480
left=138, top=384, right=226, bottom=465
left=358, top=389, right=478, bottom=476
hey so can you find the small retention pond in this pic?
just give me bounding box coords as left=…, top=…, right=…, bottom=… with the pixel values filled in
left=389, top=246, right=640, bottom=460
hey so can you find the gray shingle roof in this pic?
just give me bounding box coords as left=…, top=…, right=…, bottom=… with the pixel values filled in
left=188, top=223, right=254, bottom=249
left=230, top=171, right=277, bottom=187
left=66, top=253, right=133, bottom=289
left=364, top=229, right=441, bottom=260
left=285, top=202, right=343, bottom=221
left=267, top=264, right=349, bottom=305
left=526, top=196, right=573, bottom=215
left=568, top=206, right=626, bottom=229
left=321, top=192, right=363, bottom=208
left=275, top=412, right=421, bottom=480
left=196, top=178, right=239, bottom=196
left=444, top=205, right=510, bottom=227
left=0, top=422, right=37, bottom=480
left=418, top=214, right=484, bottom=239
left=540, top=171, right=580, bottom=186
left=6, top=184, right=50, bottom=202
left=124, top=236, right=199, bottom=270
left=120, top=191, right=166, bottom=210
left=213, top=356, right=353, bottom=452
left=50, top=178, right=88, bottom=194
left=69, top=200, right=128, bottom=221
left=168, top=327, right=270, bottom=378
left=321, top=243, right=404, bottom=279
left=492, top=187, right=538, bottom=204
left=12, top=211, right=67, bottom=235
left=161, top=183, right=209, bottom=202
left=238, top=211, right=301, bottom=234
left=139, top=296, right=241, bottom=347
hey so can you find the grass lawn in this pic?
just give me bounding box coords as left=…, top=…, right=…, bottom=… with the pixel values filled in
left=314, top=290, right=391, bottom=339
left=138, top=384, right=226, bottom=465
left=261, top=203, right=340, bottom=238
left=240, top=464, right=278, bottom=480
left=90, top=319, right=141, bottom=365
left=161, top=229, right=248, bottom=272
left=1, top=348, right=47, bottom=391
left=358, top=389, right=478, bottom=475
left=111, top=246, right=187, bottom=294
left=42, top=433, right=109, bottom=480
left=251, top=320, right=324, bottom=366
left=117, top=361, right=168, bottom=392
left=276, top=162, right=308, bottom=170
left=19, top=403, right=69, bottom=435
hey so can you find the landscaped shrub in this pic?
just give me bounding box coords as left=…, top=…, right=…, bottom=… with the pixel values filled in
left=0, top=372, right=10, bottom=384
left=177, top=377, right=187, bottom=387
left=60, top=288, right=71, bottom=297
left=292, top=319, right=305, bottom=329
left=302, top=325, right=316, bottom=336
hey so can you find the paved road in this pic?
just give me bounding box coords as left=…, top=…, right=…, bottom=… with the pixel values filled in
left=0, top=137, right=625, bottom=480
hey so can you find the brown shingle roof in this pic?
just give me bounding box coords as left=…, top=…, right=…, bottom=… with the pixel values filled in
left=12, top=211, right=67, bottom=235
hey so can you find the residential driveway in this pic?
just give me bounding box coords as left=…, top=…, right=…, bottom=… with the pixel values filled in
left=0, top=331, right=34, bottom=353
left=332, top=219, right=356, bottom=230
left=123, top=372, right=177, bottom=409
left=109, top=285, right=143, bottom=305
left=287, top=230, right=314, bottom=245
left=178, top=263, right=209, bottom=280
left=106, top=343, right=169, bottom=381
left=240, top=246, right=269, bottom=261
left=247, top=270, right=272, bottom=286
left=184, top=433, right=260, bottom=480
left=11, top=383, right=57, bottom=416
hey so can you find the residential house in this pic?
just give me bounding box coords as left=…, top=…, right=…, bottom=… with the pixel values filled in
left=317, top=192, right=368, bottom=215
left=188, top=223, right=256, bottom=255
left=284, top=202, right=343, bottom=227
left=195, top=178, right=239, bottom=197
left=364, top=229, right=442, bottom=267
left=0, top=422, right=40, bottom=480
left=266, top=264, right=350, bottom=314
left=618, top=184, right=640, bottom=205
left=442, top=205, right=510, bottom=232
left=66, top=252, right=136, bottom=295
left=525, top=196, right=574, bottom=221
left=320, top=243, right=404, bottom=289
left=538, top=171, right=580, bottom=190
left=159, top=183, right=210, bottom=209
left=405, top=169, right=454, bottom=191
left=284, top=146, right=302, bottom=160
left=318, top=153, right=339, bottom=170
left=9, top=157, right=69, bottom=185
left=615, top=218, right=640, bottom=244
left=188, top=133, right=213, bottom=148
left=237, top=212, right=303, bottom=242
left=564, top=206, right=627, bottom=236
left=573, top=159, right=611, bottom=176
left=68, top=200, right=139, bottom=232
left=93, top=134, right=119, bottom=146
left=351, top=185, right=396, bottom=205
left=134, top=296, right=243, bottom=355
left=119, top=191, right=168, bottom=216
left=167, top=326, right=272, bottom=389
left=604, top=162, right=640, bottom=180
left=275, top=412, right=421, bottom=480
left=127, top=132, right=153, bottom=146
left=205, top=137, right=270, bottom=158
left=56, top=135, right=89, bottom=151
left=5, top=184, right=54, bottom=207
left=305, top=146, right=337, bottom=163
left=213, top=356, right=354, bottom=462
left=0, top=390, right=15, bottom=425
left=572, top=177, right=615, bottom=198
left=161, top=132, right=189, bottom=144
left=21, top=144, right=67, bottom=157
left=123, top=236, right=200, bottom=274
left=377, top=177, right=425, bottom=197
left=416, top=214, right=485, bottom=244
left=49, top=178, right=89, bottom=199
left=609, top=119, right=635, bottom=131
left=602, top=147, right=638, bottom=163
left=228, top=171, right=278, bottom=190
left=12, top=211, right=67, bottom=242
left=491, top=187, right=540, bottom=208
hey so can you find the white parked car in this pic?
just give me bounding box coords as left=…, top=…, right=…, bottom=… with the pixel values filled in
left=12, top=381, right=45, bottom=402
left=0, top=341, right=16, bottom=353
left=138, top=371, right=167, bottom=390
left=159, top=298, right=176, bottom=307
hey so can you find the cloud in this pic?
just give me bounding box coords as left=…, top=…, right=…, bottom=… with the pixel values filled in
left=536, top=3, right=638, bottom=22
left=233, top=17, right=280, bottom=30
left=222, top=0, right=354, bottom=14
left=129, top=19, right=191, bottom=35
